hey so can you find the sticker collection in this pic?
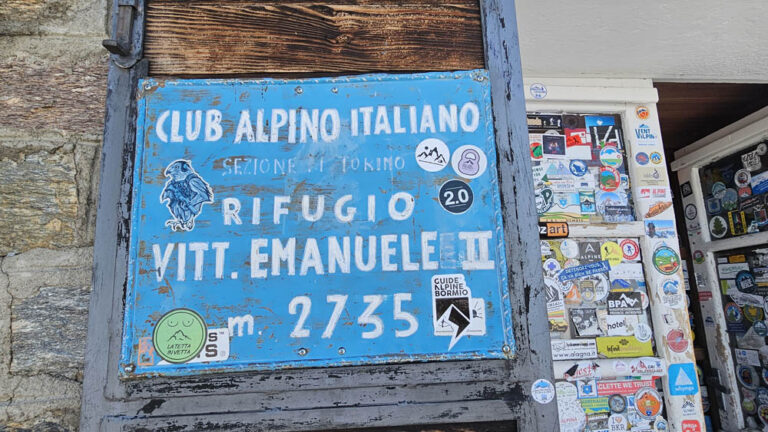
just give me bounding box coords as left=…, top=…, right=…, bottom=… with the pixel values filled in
left=542, top=237, right=667, bottom=431
left=700, top=140, right=768, bottom=240
left=530, top=107, right=703, bottom=430
left=529, top=113, right=635, bottom=223
left=715, top=247, right=768, bottom=425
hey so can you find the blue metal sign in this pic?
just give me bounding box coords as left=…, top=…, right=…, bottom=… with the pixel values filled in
left=120, top=70, right=515, bottom=377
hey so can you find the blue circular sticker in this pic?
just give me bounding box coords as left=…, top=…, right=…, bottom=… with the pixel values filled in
left=712, top=182, right=727, bottom=199
left=600, top=146, right=623, bottom=168
left=569, top=160, right=588, bottom=177
left=754, top=321, right=768, bottom=336
left=529, top=83, right=547, bottom=99
left=635, top=152, right=649, bottom=166
left=738, top=365, right=758, bottom=389
left=736, top=270, right=757, bottom=294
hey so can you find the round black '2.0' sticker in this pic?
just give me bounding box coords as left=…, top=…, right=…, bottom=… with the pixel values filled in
left=439, top=180, right=474, bottom=214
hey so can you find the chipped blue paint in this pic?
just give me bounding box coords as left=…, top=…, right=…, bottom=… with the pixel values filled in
left=120, top=70, right=515, bottom=378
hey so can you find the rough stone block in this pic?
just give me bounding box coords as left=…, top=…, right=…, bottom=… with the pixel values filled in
left=0, top=136, right=100, bottom=255
left=4, top=249, right=92, bottom=380
left=2, top=248, right=92, bottom=299
left=0, top=0, right=107, bottom=36
left=0, top=375, right=81, bottom=431
left=10, top=284, right=91, bottom=379
left=0, top=56, right=108, bottom=138
left=0, top=144, right=77, bottom=255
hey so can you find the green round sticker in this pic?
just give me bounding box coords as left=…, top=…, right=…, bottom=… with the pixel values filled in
left=153, top=308, right=207, bottom=363
left=653, top=245, right=680, bottom=275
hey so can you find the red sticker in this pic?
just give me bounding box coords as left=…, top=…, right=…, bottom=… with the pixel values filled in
left=597, top=379, right=654, bottom=396
left=699, top=292, right=713, bottom=301
left=599, top=166, right=621, bottom=192
left=682, top=420, right=701, bottom=432
left=530, top=140, right=542, bottom=160
left=666, top=329, right=689, bottom=353
left=620, top=239, right=639, bottom=260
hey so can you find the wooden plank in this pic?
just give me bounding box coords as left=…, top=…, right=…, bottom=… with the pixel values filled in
left=123, top=380, right=523, bottom=417
left=126, top=359, right=511, bottom=398
left=105, top=400, right=518, bottom=431
left=144, top=1, right=484, bottom=75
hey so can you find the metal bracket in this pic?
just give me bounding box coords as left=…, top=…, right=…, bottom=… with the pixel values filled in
left=103, top=0, right=144, bottom=68
left=706, top=369, right=731, bottom=394
left=103, top=0, right=136, bottom=56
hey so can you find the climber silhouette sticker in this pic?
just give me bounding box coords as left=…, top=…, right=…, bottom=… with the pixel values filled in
left=152, top=308, right=208, bottom=363
left=432, top=274, right=486, bottom=349
left=451, top=145, right=487, bottom=179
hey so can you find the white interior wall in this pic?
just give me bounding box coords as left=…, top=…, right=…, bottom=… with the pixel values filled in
left=515, top=0, right=768, bottom=83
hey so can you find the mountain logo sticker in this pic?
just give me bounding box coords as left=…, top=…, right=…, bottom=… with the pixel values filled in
left=415, top=138, right=450, bottom=172
left=431, top=274, right=487, bottom=349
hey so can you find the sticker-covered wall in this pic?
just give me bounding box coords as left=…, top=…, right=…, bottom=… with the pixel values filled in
left=524, top=79, right=705, bottom=432
left=673, top=112, right=768, bottom=430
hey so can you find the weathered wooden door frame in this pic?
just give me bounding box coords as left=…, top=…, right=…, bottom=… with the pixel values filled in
left=80, top=1, right=558, bottom=430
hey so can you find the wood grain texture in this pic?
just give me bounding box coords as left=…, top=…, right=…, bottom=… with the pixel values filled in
left=144, top=1, right=484, bottom=75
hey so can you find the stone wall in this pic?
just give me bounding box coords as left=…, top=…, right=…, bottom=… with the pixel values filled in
left=0, top=0, right=108, bottom=429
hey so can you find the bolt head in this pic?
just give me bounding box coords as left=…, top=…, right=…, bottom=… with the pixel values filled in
left=298, top=348, right=308, bottom=356
left=331, top=87, right=339, bottom=94
left=124, top=364, right=135, bottom=373
left=143, top=82, right=152, bottom=90
left=502, top=345, right=511, bottom=353
left=338, top=347, right=346, bottom=355
left=295, top=86, right=303, bottom=94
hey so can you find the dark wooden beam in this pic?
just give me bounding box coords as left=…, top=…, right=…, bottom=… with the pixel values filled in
left=145, top=1, right=485, bottom=75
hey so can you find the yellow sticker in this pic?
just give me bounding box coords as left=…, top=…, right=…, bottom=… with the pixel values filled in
left=728, top=254, right=746, bottom=263
left=601, top=241, right=623, bottom=267
left=596, top=336, right=653, bottom=358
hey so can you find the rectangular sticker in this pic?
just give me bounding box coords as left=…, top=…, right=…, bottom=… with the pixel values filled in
left=606, top=292, right=643, bottom=315
left=551, top=339, right=599, bottom=361
left=596, top=336, right=653, bottom=358
left=735, top=349, right=761, bottom=366
left=597, top=379, right=655, bottom=396
left=718, top=262, right=750, bottom=279
left=559, top=261, right=611, bottom=282
left=580, top=396, right=610, bottom=414
left=539, top=222, right=569, bottom=238
left=668, top=363, right=699, bottom=396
